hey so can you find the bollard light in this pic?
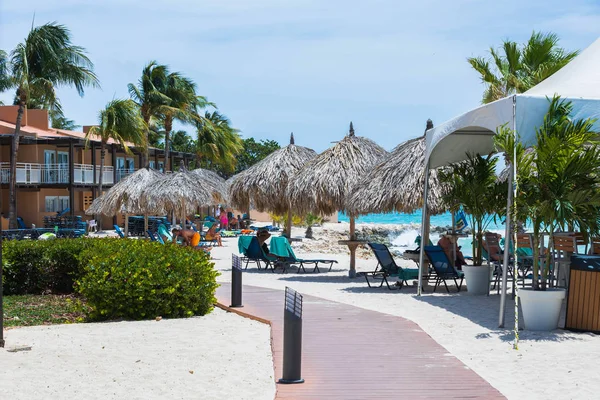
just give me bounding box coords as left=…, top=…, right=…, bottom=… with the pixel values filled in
left=278, top=287, right=304, bottom=384
left=230, top=254, right=243, bottom=308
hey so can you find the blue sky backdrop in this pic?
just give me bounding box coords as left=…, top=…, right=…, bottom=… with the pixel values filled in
left=1, top=0, right=599, bottom=152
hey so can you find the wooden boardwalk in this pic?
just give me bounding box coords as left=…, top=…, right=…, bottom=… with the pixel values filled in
left=216, top=284, right=505, bottom=400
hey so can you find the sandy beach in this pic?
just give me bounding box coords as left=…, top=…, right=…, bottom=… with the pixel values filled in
left=212, top=222, right=600, bottom=400
left=0, top=308, right=275, bottom=400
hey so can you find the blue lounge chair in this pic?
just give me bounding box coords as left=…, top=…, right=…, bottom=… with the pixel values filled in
left=238, top=236, right=277, bottom=270
left=365, top=243, right=421, bottom=290
left=423, top=245, right=465, bottom=293
left=269, top=236, right=338, bottom=273
left=114, top=225, right=125, bottom=238
left=17, top=217, right=26, bottom=229
left=147, top=230, right=163, bottom=243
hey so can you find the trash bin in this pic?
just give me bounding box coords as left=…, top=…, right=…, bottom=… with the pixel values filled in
left=565, top=255, right=600, bottom=333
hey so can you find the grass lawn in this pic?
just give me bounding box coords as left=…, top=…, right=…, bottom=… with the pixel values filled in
left=3, top=295, right=85, bottom=328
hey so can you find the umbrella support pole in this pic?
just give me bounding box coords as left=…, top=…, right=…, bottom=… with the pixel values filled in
left=349, top=215, right=356, bottom=278
left=124, top=214, right=129, bottom=237
left=144, top=214, right=148, bottom=237
left=286, top=210, right=292, bottom=239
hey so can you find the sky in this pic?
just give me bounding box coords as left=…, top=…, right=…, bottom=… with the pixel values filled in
left=1, top=0, right=600, bottom=152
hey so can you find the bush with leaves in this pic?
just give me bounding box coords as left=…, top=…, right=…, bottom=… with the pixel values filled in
left=2, top=238, right=94, bottom=295
left=75, top=239, right=219, bottom=320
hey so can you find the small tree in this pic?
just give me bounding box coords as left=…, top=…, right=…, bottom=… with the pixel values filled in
left=439, top=153, right=507, bottom=265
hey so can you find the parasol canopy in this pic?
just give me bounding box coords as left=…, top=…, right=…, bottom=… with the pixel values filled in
left=347, top=120, right=447, bottom=216
left=229, top=133, right=317, bottom=215
left=287, top=122, right=388, bottom=277
left=86, top=167, right=164, bottom=216
left=140, top=170, right=214, bottom=223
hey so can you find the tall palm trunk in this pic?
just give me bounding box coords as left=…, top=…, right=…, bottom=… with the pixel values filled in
left=8, top=101, right=25, bottom=229
left=164, top=114, right=172, bottom=172
left=141, top=110, right=150, bottom=169
left=97, top=141, right=106, bottom=231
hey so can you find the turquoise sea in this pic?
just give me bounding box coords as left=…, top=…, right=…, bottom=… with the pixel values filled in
left=338, top=211, right=505, bottom=257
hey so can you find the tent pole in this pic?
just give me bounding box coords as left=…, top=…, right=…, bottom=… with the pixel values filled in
left=500, top=94, right=517, bottom=329
left=418, top=162, right=431, bottom=296
left=451, top=211, right=456, bottom=268
left=499, top=165, right=513, bottom=327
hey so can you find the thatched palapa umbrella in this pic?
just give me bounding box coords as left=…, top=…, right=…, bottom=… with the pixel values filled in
left=140, top=170, right=213, bottom=229
left=228, top=133, right=317, bottom=237
left=288, top=122, right=388, bottom=277
left=347, top=119, right=447, bottom=216
left=191, top=168, right=229, bottom=204
left=86, top=167, right=164, bottom=235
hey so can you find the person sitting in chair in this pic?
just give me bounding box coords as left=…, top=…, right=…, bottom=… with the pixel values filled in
left=205, top=224, right=223, bottom=247
left=437, top=235, right=467, bottom=269
left=257, top=228, right=277, bottom=257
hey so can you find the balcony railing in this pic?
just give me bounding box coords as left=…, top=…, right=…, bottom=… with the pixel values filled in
left=0, top=162, right=115, bottom=185
left=116, top=169, right=137, bottom=182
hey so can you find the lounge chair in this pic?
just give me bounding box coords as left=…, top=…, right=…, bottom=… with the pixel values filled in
left=365, top=243, right=420, bottom=290
left=147, top=230, right=164, bottom=243
left=423, top=245, right=465, bottom=293
left=114, top=225, right=125, bottom=238
left=238, top=236, right=277, bottom=270
left=269, top=236, right=338, bottom=273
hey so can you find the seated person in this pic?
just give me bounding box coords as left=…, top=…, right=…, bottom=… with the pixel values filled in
left=257, top=228, right=277, bottom=257
left=229, top=215, right=239, bottom=230
left=205, top=224, right=223, bottom=247
left=437, top=235, right=467, bottom=269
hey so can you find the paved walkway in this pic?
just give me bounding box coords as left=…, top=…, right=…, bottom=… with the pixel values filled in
left=216, top=284, right=504, bottom=399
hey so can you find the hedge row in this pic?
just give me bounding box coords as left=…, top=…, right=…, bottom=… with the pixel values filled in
left=2, top=238, right=219, bottom=321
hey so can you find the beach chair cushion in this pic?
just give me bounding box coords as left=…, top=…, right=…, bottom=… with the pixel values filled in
left=114, top=225, right=125, bottom=238
left=366, top=243, right=420, bottom=289
left=269, top=236, right=338, bottom=273
left=423, top=245, right=464, bottom=292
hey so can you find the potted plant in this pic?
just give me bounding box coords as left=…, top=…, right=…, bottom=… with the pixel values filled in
left=439, top=154, right=507, bottom=295
left=504, top=96, right=600, bottom=330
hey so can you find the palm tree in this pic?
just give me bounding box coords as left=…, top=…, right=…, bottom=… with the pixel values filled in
left=468, top=32, right=578, bottom=104
left=439, top=154, right=507, bottom=265
left=195, top=111, right=243, bottom=172
left=128, top=61, right=173, bottom=169
left=85, top=99, right=145, bottom=229
left=515, top=96, right=600, bottom=290
left=2, top=22, right=99, bottom=228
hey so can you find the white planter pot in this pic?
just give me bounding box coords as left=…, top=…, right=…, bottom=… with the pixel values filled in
left=462, top=265, right=493, bottom=295
left=519, top=288, right=566, bottom=331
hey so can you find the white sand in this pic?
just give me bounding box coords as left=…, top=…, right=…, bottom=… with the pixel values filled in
left=0, top=308, right=275, bottom=400
left=211, top=223, right=600, bottom=400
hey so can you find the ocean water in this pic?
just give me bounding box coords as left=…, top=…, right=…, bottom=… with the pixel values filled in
left=338, top=211, right=505, bottom=257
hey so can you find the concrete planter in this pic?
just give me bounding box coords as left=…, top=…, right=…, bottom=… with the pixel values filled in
left=519, top=288, right=566, bottom=331
left=462, top=265, right=493, bottom=295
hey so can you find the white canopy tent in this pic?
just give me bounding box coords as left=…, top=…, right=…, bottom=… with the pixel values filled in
left=417, top=36, right=600, bottom=327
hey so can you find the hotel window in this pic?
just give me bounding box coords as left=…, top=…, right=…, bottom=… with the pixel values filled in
left=149, top=161, right=156, bottom=169
left=45, top=196, right=70, bottom=213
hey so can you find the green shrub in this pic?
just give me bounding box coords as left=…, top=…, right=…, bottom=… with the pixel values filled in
left=2, top=239, right=92, bottom=295
left=75, top=239, right=219, bottom=321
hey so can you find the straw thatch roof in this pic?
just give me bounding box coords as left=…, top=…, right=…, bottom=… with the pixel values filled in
left=140, top=171, right=214, bottom=218
left=190, top=168, right=229, bottom=204
left=346, top=133, right=448, bottom=215
left=85, top=168, right=164, bottom=216
left=228, top=133, right=317, bottom=214
left=288, top=123, right=388, bottom=215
